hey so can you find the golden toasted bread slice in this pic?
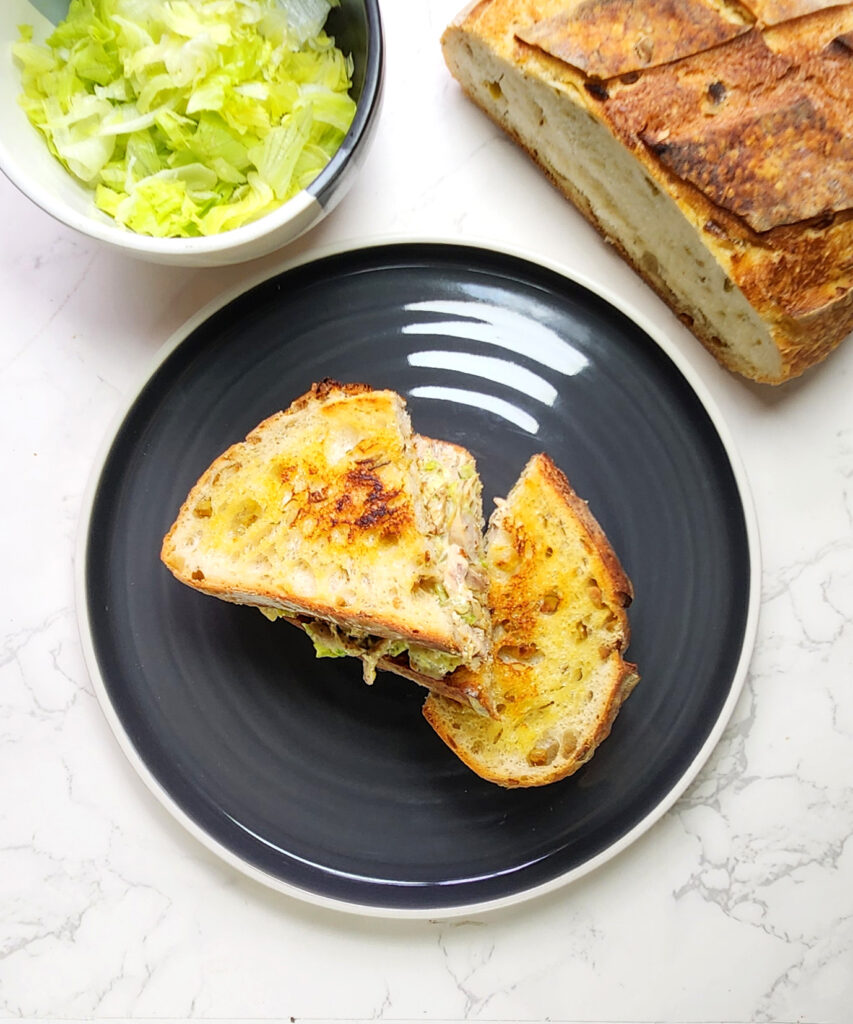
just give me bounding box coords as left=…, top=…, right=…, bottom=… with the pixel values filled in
left=275, top=433, right=495, bottom=711
left=161, top=380, right=490, bottom=685
left=423, top=453, right=639, bottom=787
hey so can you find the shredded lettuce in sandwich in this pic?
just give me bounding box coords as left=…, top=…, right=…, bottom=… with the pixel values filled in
left=302, top=622, right=348, bottom=659
left=260, top=609, right=467, bottom=685
left=405, top=646, right=464, bottom=680
left=14, top=0, right=356, bottom=237
left=417, top=452, right=489, bottom=631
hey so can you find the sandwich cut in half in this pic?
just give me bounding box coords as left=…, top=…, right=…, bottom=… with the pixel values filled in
left=161, top=380, right=492, bottom=712
left=423, top=453, right=640, bottom=787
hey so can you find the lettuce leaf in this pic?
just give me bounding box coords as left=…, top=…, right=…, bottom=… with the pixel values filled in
left=14, top=0, right=356, bottom=237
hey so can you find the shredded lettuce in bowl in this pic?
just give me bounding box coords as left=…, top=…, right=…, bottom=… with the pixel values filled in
left=13, top=0, right=357, bottom=237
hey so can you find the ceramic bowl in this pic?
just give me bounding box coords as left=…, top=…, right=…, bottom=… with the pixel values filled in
left=0, top=0, right=383, bottom=265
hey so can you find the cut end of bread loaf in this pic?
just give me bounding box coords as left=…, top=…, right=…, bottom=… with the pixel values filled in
left=423, top=453, right=639, bottom=787
left=442, top=1, right=853, bottom=383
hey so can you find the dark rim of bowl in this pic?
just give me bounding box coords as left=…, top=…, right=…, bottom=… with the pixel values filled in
left=307, top=0, right=385, bottom=208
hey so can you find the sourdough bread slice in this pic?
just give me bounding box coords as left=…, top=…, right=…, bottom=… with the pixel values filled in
left=423, top=453, right=639, bottom=787
left=160, top=380, right=490, bottom=676
left=274, top=434, right=495, bottom=712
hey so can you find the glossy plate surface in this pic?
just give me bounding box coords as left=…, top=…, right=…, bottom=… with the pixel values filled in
left=80, top=242, right=758, bottom=916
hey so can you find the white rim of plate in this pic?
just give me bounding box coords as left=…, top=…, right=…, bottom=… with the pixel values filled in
left=74, top=235, right=762, bottom=920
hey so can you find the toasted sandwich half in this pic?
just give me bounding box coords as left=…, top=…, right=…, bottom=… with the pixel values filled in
left=423, top=453, right=640, bottom=787
left=160, top=380, right=492, bottom=711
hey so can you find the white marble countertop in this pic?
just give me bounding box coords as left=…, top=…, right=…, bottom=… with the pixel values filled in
left=2, top=2, right=852, bottom=1022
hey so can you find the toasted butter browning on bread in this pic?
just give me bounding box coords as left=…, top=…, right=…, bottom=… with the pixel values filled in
left=423, top=454, right=639, bottom=787
left=274, top=434, right=496, bottom=713
left=442, top=0, right=853, bottom=382
left=160, top=380, right=490, bottom=692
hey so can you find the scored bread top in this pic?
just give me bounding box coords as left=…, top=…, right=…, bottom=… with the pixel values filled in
left=444, top=0, right=853, bottom=380
left=517, top=0, right=750, bottom=80
left=423, top=453, right=639, bottom=787
left=161, top=380, right=488, bottom=660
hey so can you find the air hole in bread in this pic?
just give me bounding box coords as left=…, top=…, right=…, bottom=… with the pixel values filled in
left=540, top=591, right=561, bottom=614
left=575, top=621, right=589, bottom=640
left=497, top=643, right=542, bottom=665
left=193, top=498, right=212, bottom=518
left=545, top=545, right=554, bottom=558
left=561, top=730, right=578, bottom=757
left=486, top=79, right=504, bottom=101
left=212, top=461, right=241, bottom=486
left=325, top=425, right=364, bottom=464
left=495, top=702, right=507, bottom=714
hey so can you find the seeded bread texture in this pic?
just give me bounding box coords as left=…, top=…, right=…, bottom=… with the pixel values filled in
left=423, top=453, right=639, bottom=787
left=442, top=0, right=853, bottom=382
left=160, top=380, right=489, bottom=665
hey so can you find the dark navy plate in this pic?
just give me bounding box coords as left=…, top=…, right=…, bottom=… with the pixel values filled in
left=78, top=242, right=759, bottom=917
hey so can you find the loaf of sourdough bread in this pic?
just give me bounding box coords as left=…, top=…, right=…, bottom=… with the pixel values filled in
left=442, top=0, right=853, bottom=383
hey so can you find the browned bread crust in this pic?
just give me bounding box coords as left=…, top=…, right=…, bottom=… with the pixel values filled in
left=423, top=453, right=639, bottom=787
left=442, top=0, right=853, bottom=382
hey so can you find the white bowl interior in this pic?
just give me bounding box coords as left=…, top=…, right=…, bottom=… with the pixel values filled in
left=0, top=3, right=102, bottom=222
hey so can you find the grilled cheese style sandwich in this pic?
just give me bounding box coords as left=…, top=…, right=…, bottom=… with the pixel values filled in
left=161, top=383, right=640, bottom=782
left=160, top=380, right=492, bottom=711
left=423, top=453, right=639, bottom=787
